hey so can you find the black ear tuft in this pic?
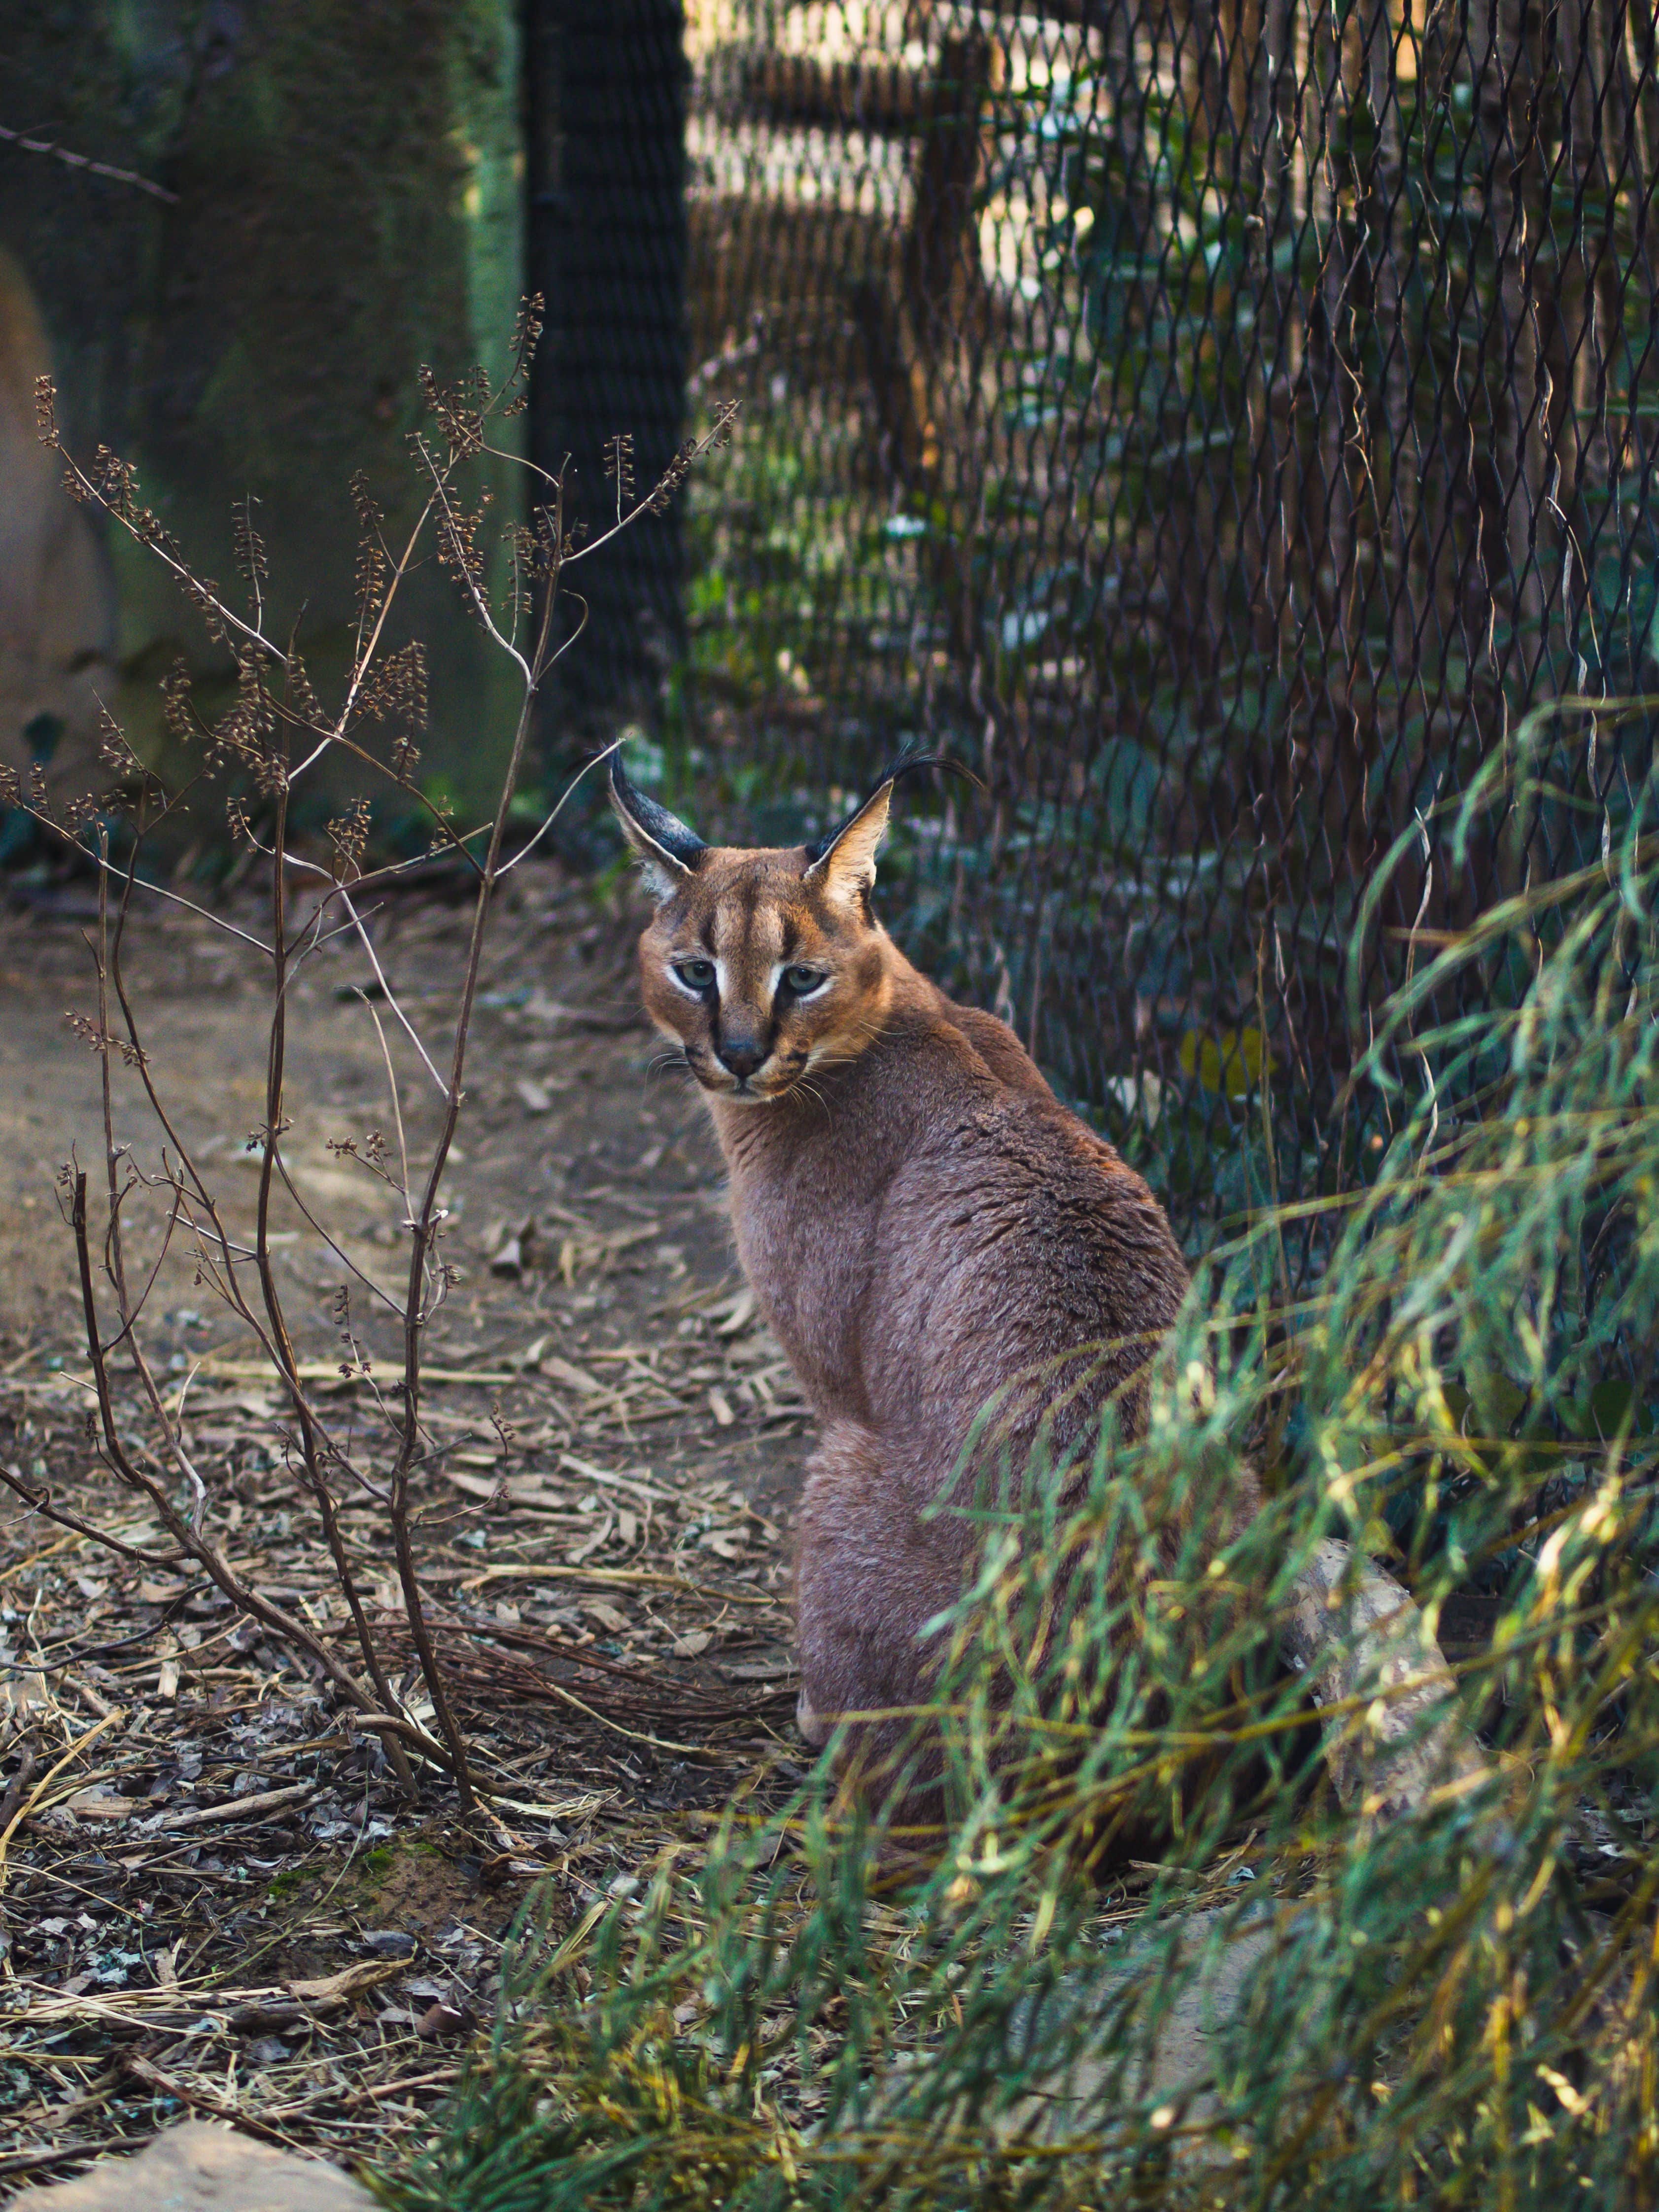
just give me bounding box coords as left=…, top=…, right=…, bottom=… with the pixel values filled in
left=608, top=751, right=708, bottom=883
left=802, top=753, right=976, bottom=865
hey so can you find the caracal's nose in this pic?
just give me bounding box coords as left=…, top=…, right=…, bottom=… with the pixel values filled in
left=717, top=1035, right=766, bottom=1079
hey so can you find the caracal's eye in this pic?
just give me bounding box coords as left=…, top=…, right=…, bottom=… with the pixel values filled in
left=783, top=964, right=827, bottom=995
left=674, top=959, right=716, bottom=993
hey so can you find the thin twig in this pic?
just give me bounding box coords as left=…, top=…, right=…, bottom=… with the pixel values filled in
left=24, top=320, right=728, bottom=1833
left=251, top=780, right=420, bottom=1794
left=361, top=993, right=414, bottom=1217
left=0, top=122, right=177, bottom=202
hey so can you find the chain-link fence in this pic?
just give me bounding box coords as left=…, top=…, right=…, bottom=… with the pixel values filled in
left=660, top=0, right=1659, bottom=1268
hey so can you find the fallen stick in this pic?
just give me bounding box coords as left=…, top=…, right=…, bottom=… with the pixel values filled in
left=142, top=1780, right=322, bottom=1831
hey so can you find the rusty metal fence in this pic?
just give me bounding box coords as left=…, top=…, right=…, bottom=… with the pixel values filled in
left=666, top=0, right=1659, bottom=1263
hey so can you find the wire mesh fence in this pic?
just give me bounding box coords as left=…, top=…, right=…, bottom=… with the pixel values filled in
left=667, top=0, right=1659, bottom=1268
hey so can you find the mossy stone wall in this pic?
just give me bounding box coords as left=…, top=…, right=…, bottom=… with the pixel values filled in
left=0, top=0, right=524, bottom=824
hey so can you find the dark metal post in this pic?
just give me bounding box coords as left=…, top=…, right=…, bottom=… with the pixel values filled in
left=523, top=0, right=688, bottom=780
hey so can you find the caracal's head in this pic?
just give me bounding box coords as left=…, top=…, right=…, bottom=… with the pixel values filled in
left=609, top=755, right=899, bottom=1105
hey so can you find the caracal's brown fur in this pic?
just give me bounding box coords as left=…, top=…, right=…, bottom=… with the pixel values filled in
left=610, top=758, right=1223, bottom=1798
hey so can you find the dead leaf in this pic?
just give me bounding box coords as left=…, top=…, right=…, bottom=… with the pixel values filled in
left=65, top=1787, right=132, bottom=1820
left=672, top=1630, right=712, bottom=1659
left=0, top=1666, right=50, bottom=1735
left=566, top=1516, right=614, bottom=1565
left=707, top=1388, right=735, bottom=1428
left=286, top=1961, right=400, bottom=2005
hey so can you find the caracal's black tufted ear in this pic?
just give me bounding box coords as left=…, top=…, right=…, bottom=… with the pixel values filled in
left=803, top=779, right=893, bottom=911
left=608, top=751, right=707, bottom=904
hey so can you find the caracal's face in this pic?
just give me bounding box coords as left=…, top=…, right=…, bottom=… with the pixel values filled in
left=611, top=765, right=895, bottom=1105
left=637, top=845, right=892, bottom=1103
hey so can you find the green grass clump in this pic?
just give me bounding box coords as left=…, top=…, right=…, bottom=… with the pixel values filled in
left=377, top=707, right=1659, bottom=2211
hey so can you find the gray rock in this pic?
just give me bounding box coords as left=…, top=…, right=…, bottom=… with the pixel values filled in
left=9, top=2122, right=377, bottom=2212
left=1280, top=1538, right=1487, bottom=1823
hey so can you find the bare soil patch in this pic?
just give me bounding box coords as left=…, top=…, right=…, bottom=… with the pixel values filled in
left=0, top=864, right=810, bottom=2197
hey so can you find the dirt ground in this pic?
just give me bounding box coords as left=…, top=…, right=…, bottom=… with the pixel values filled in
left=0, top=860, right=814, bottom=2195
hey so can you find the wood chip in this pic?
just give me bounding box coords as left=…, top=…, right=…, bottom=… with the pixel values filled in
left=558, top=1453, right=673, bottom=1502
left=540, top=1354, right=605, bottom=1395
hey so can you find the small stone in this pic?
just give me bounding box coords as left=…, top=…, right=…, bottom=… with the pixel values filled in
left=9, top=2120, right=376, bottom=2209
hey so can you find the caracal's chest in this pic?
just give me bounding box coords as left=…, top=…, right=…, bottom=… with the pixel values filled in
left=715, top=1104, right=890, bottom=1423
